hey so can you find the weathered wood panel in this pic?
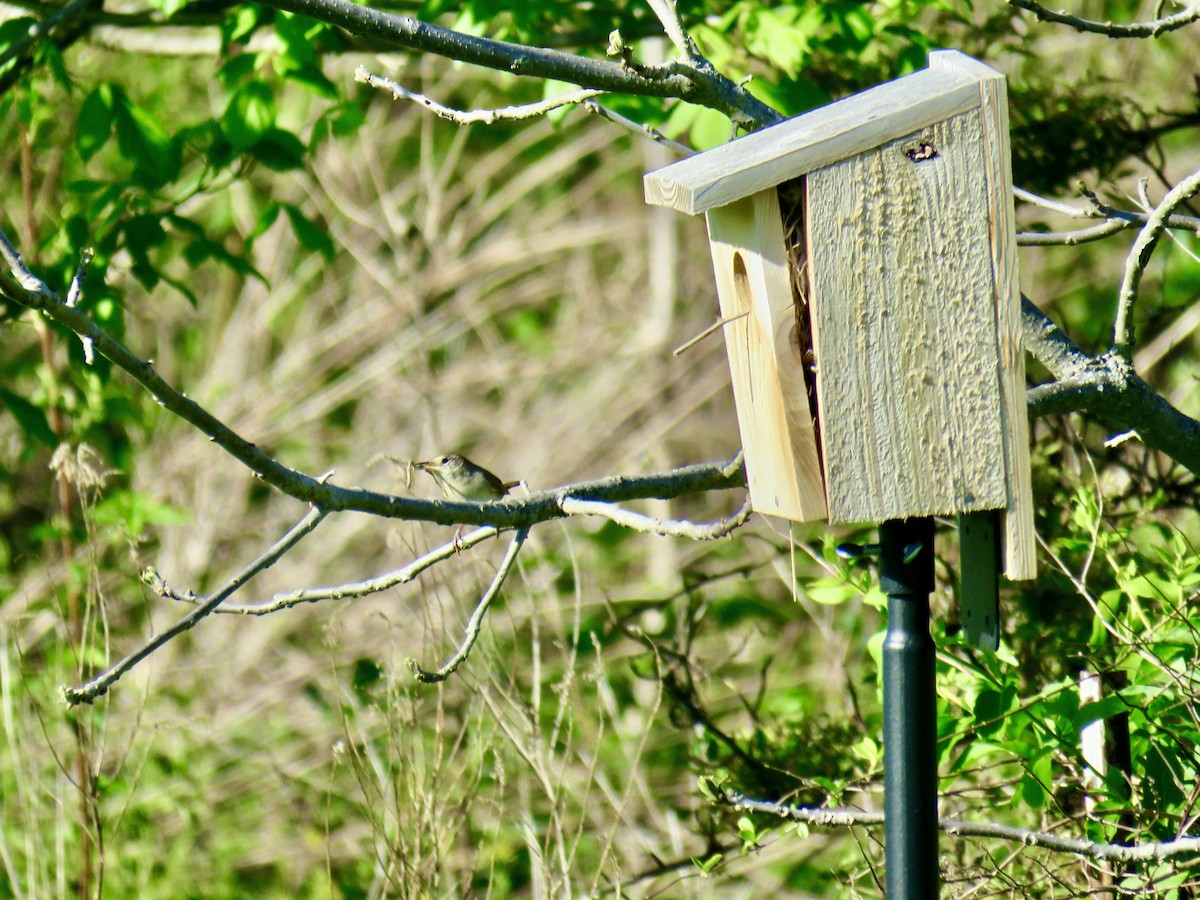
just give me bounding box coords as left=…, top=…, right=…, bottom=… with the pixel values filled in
left=706, top=190, right=827, bottom=521
left=806, top=110, right=1009, bottom=522
left=645, top=68, right=978, bottom=215
left=930, top=51, right=1036, bottom=579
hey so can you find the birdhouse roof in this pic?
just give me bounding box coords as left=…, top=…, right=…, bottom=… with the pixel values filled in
left=643, top=50, right=1001, bottom=215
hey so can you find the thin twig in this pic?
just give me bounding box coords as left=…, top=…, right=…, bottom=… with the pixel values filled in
left=671, top=311, right=747, bottom=356
left=581, top=99, right=694, bottom=156
left=1017, top=220, right=1133, bottom=246
left=148, top=526, right=504, bottom=615
left=1114, top=167, right=1200, bottom=357
left=407, top=527, right=528, bottom=683
left=62, top=506, right=328, bottom=705
left=645, top=0, right=700, bottom=59
left=356, top=67, right=604, bottom=124
left=1014, top=185, right=1096, bottom=217
left=1014, top=185, right=1200, bottom=233
left=1009, top=0, right=1200, bottom=38
left=557, top=496, right=751, bottom=540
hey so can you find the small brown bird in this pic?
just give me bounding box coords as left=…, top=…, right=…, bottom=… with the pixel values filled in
left=414, top=453, right=519, bottom=502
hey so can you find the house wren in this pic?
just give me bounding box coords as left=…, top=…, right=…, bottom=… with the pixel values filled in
left=414, top=453, right=519, bottom=502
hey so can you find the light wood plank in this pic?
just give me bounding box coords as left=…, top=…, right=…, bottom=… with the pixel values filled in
left=930, top=51, right=1036, bottom=579
left=706, top=190, right=827, bottom=521
left=806, top=110, right=1009, bottom=523
left=645, top=69, right=978, bottom=215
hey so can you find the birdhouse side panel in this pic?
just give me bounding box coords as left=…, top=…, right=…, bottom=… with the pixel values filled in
left=806, top=109, right=1009, bottom=523
left=944, top=59, right=1037, bottom=580
left=705, top=191, right=827, bottom=522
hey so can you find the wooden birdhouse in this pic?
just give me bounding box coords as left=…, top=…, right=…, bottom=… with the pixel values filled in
left=645, top=50, right=1036, bottom=584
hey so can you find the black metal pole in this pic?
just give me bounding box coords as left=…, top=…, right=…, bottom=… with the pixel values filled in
left=880, top=517, right=939, bottom=898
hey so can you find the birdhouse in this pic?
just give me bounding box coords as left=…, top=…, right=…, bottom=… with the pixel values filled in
left=645, top=50, right=1035, bottom=583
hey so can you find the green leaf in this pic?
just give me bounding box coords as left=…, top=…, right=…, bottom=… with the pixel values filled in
left=144, top=0, right=189, bottom=19
left=0, top=17, right=37, bottom=63
left=222, top=81, right=275, bottom=152
left=123, top=213, right=167, bottom=290
left=279, top=59, right=338, bottom=98
left=283, top=204, right=334, bottom=259
left=38, top=39, right=71, bottom=93
left=742, top=6, right=823, bottom=79
left=112, top=89, right=179, bottom=186
left=224, top=5, right=265, bottom=47
left=309, top=102, right=365, bottom=151
left=76, top=87, right=113, bottom=162
left=697, top=774, right=728, bottom=802
left=271, top=13, right=338, bottom=97
left=737, top=816, right=759, bottom=848
left=747, top=76, right=828, bottom=118
left=690, top=106, right=735, bottom=151
left=247, top=202, right=283, bottom=243
left=251, top=128, right=306, bottom=171
left=1119, top=572, right=1175, bottom=601
left=1020, top=750, right=1053, bottom=809
left=805, top=577, right=858, bottom=606
left=691, top=853, right=723, bottom=876
left=1020, top=771, right=1047, bottom=808
left=0, top=389, right=58, bottom=447
left=1074, top=696, right=1127, bottom=728
left=972, top=684, right=1017, bottom=734
left=183, top=238, right=267, bottom=284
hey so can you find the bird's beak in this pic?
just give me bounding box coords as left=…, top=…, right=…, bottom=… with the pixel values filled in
left=413, top=459, right=434, bottom=471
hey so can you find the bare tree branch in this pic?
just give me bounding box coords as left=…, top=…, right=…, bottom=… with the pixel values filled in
left=1114, top=167, right=1200, bottom=357
left=558, top=496, right=752, bottom=539
left=0, top=238, right=747, bottom=525
left=1017, top=219, right=1133, bottom=246
left=407, top=527, right=528, bottom=683
left=719, top=789, right=1200, bottom=863
left=355, top=66, right=605, bottom=123
left=1014, top=184, right=1200, bottom=246
left=1009, top=0, right=1200, bottom=38
left=61, top=506, right=329, bottom=706
left=147, top=525, right=506, bottom=615
left=256, top=0, right=782, bottom=129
